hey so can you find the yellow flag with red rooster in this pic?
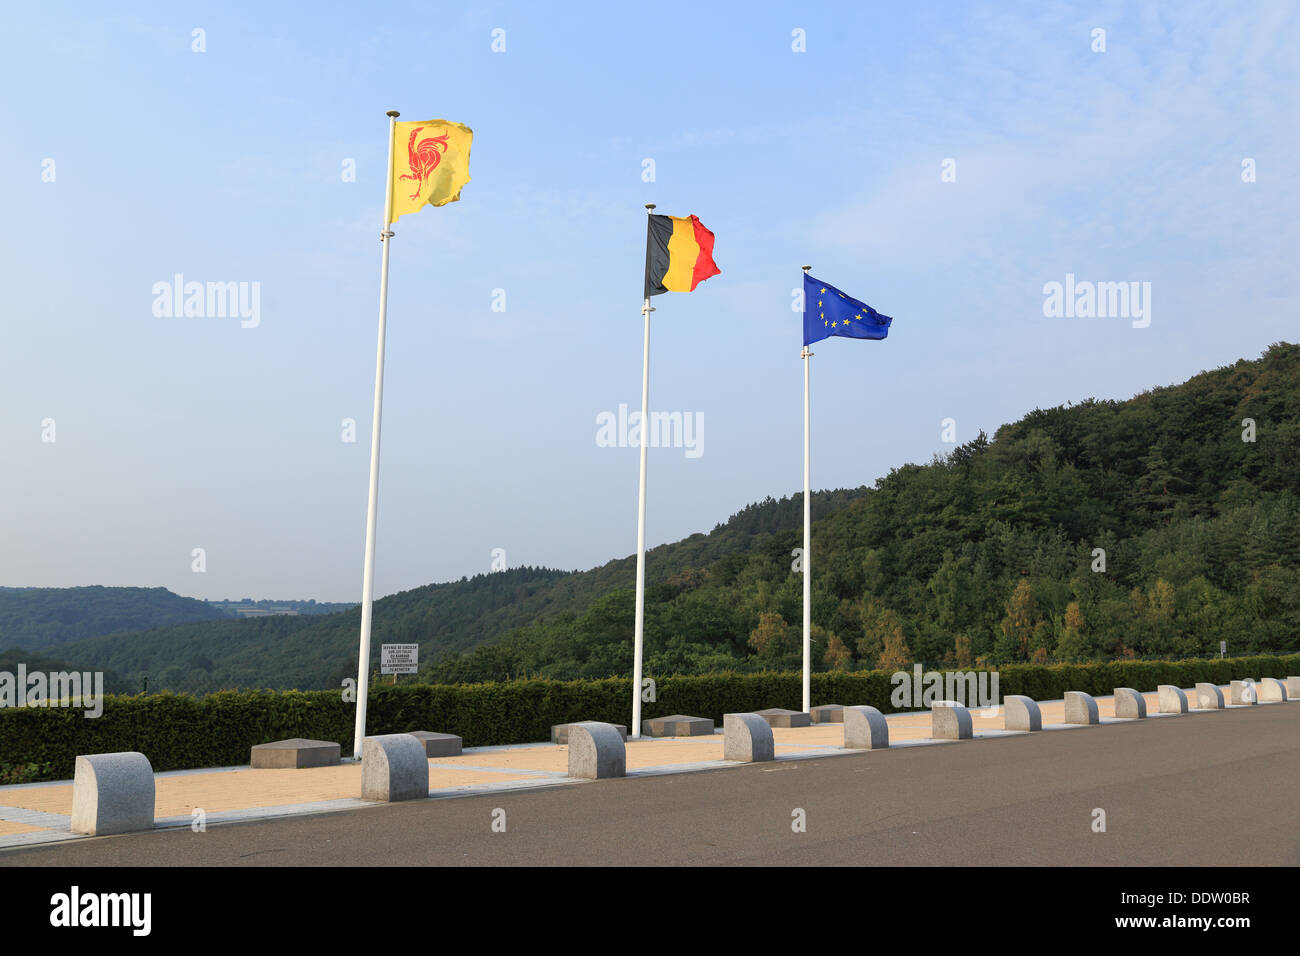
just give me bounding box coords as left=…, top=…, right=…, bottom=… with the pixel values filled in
left=389, top=119, right=473, bottom=223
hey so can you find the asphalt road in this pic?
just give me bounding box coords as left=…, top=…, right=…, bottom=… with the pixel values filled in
left=5, top=704, right=1297, bottom=866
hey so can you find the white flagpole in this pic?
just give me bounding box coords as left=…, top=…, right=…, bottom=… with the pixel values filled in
left=631, top=203, right=656, bottom=740
left=801, top=264, right=813, bottom=714
left=352, top=109, right=400, bottom=758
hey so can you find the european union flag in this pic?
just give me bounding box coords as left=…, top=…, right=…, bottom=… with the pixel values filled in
left=803, top=273, right=892, bottom=346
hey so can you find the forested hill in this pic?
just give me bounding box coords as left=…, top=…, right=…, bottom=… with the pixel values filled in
left=0, top=586, right=228, bottom=652
left=423, top=342, right=1300, bottom=682
left=48, top=488, right=867, bottom=693
left=38, top=344, right=1300, bottom=692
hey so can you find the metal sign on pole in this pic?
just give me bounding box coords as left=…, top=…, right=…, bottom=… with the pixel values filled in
left=381, top=643, right=419, bottom=675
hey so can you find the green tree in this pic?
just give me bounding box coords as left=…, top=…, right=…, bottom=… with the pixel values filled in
left=997, top=579, right=1039, bottom=662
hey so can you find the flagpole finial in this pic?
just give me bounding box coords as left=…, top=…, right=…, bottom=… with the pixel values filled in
left=386, top=110, right=400, bottom=117
left=802, top=265, right=812, bottom=272
left=645, top=203, right=656, bottom=212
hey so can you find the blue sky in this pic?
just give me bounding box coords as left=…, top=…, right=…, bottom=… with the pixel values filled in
left=2, top=1, right=1296, bottom=602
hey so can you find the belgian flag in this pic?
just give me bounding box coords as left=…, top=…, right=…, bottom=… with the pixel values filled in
left=644, top=213, right=720, bottom=297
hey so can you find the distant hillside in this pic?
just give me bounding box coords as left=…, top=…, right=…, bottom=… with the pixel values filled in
left=204, top=599, right=358, bottom=618
left=0, top=586, right=228, bottom=653
left=51, top=488, right=868, bottom=693
left=43, top=343, right=1300, bottom=693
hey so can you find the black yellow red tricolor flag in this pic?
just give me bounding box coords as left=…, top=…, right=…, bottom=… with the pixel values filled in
left=644, top=214, right=720, bottom=297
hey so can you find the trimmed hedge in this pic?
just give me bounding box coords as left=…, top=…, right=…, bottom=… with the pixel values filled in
left=1, top=654, right=1296, bottom=782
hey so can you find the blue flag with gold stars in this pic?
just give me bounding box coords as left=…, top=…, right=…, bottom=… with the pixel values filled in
left=803, top=273, right=892, bottom=346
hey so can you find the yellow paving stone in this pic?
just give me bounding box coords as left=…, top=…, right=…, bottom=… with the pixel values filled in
left=881, top=716, right=932, bottom=741
left=772, top=725, right=841, bottom=747
left=0, top=766, right=362, bottom=818
left=160, top=765, right=545, bottom=813
left=155, top=766, right=362, bottom=816
left=431, top=749, right=569, bottom=774
left=626, top=739, right=723, bottom=767
left=0, top=785, right=72, bottom=816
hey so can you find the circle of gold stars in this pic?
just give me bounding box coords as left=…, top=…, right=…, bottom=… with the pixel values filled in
left=818, top=287, right=864, bottom=329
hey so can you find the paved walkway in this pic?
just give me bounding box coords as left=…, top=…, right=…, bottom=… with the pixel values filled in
left=0, top=685, right=1276, bottom=850
left=10, top=700, right=1294, bottom=867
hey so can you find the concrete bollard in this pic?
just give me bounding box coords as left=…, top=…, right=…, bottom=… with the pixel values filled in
left=361, top=734, right=429, bottom=802
left=810, top=704, right=845, bottom=723
left=407, top=731, right=463, bottom=756
left=1003, top=695, right=1042, bottom=732
left=1287, top=677, right=1300, bottom=699
left=1157, top=685, right=1189, bottom=714
left=551, top=723, right=627, bottom=745
left=250, top=738, right=341, bottom=768
left=723, top=713, right=775, bottom=762
left=70, top=752, right=155, bottom=836
left=1113, top=687, right=1147, bottom=719
left=1195, top=683, right=1224, bottom=709
left=1259, top=678, right=1289, bottom=702
left=640, top=714, right=715, bottom=737
left=1230, top=681, right=1258, bottom=705
left=1064, top=691, right=1099, bottom=725
left=931, top=703, right=972, bottom=740
left=754, top=707, right=811, bottom=728
left=842, top=705, right=889, bottom=750
left=567, top=722, right=626, bottom=779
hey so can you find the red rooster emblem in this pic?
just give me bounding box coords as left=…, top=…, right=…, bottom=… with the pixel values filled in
left=398, top=127, right=449, bottom=200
